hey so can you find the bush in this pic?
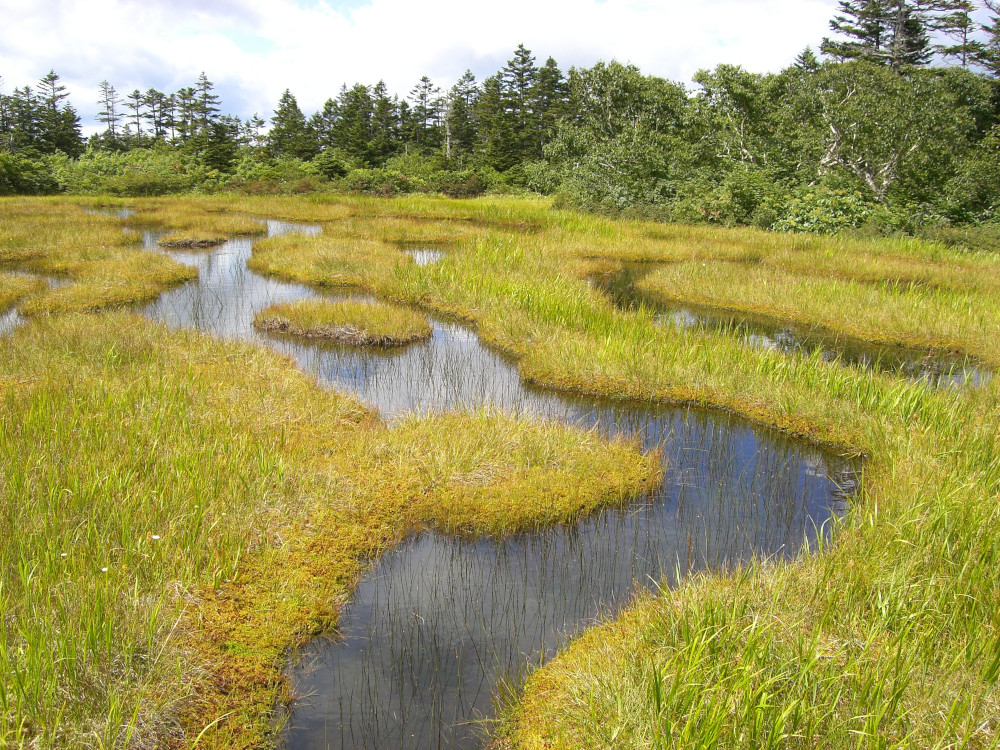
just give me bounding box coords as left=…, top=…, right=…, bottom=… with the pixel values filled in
left=48, top=147, right=204, bottom=196
left=339, top=168, right=419, bottom=196
left=771, top=188, right=891, bottom=234
left=426, top=170, right=486, bottom=198
left=0, top=151, right=59, bottom=195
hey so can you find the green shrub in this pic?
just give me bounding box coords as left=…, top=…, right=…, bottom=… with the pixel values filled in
left=771, top=187, right=890, bottom=234
left=0, top=151, right=59, bottom=195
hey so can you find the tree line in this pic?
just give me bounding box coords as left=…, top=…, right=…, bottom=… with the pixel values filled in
left=2, top=0, right=1000, bottom=234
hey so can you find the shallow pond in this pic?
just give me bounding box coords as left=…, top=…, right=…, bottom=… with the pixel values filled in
left=135, top=222, right=859, bottom=749
left=595, top=263, right=989, bottom=389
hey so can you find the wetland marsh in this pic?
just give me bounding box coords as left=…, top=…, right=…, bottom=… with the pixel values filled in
left=1, top=195, right=998, bottom=750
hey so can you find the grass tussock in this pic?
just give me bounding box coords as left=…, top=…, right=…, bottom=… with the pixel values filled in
left=253, top=298, right=432, bottom=347
left=0, top=311, right=656, bottom=748
left=0, top=272, right=47, bottom=312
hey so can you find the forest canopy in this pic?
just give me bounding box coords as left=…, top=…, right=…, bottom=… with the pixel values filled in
left=2, top=0, right=1000, bottom=236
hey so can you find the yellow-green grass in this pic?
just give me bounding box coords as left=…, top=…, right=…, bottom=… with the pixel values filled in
left=636, top=260, right=1000, bottom=366
left=5, top=194, right=1000, bottom=748
left=0, top=198, right=197, bottom=314
left=0, top=311, right=658, bottom=748
left=0, top=272, right=47, bottom=312
left=220, top=195, right=1000, bottom=747
left=254, top=298, right=432, bottom=347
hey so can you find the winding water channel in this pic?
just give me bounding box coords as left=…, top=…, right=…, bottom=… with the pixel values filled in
left=594, top=263, right=989, bottom=389
left=134, top=222, right=860, bottom=750
left=5, top=218, right=861, bottom=749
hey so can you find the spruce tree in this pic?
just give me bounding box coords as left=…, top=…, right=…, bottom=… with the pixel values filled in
left=370, top=81, right=400, bottom=165
left=268, top=89, right=317, bottom=159
left=446, top=70, right=479, bottom=163
left=407, top=76, right=442, bottom=152
left=821, top=0, right=931, bottom=67
left=534, top=57, right=569, bottom=156
left=194, top=72, right=221, bottom=131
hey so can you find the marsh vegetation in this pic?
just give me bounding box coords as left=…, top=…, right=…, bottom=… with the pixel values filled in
left=0, top=194, right=997, bottom=750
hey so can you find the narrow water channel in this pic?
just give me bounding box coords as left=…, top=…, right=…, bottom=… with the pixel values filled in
left=594, top=263, right=989, bottom=389
left=132, top=221, right=859, bottom=749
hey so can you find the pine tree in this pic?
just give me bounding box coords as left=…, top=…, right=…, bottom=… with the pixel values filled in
left=474, top=74, right=517, bottom=170
left=335, top=84, right=375, bottom=162
left=822, top=1, right=893, bottom=61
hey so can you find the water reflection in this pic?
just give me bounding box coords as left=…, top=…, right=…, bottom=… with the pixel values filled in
left=136, top=222, right=858, bottom=750
left=594, top=263, right=990, bottom=389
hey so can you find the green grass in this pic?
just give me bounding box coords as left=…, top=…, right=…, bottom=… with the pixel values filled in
left=3, top=193, right=999, bottom=748
left=0, top=310, right=657, bottom=748
left=253, top=298, right=432, bottom=346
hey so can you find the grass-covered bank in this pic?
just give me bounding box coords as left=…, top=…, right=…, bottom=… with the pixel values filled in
left=2, top=194, right=999, bottom=747
left=253, top=299, right=432, bottom=347
left=217, top=194, right=999, bottom=747
left=0, top=310, right=657, bottom=748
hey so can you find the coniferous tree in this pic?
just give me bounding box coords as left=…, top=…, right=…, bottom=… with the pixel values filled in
left=822, top=1, right=931, bottom=68
left=933, top=0, right=983, bottom=67
left=335, top=84, right=375, bottom=162
left=407, top=76, right=442, bottom=152
left=978, top=0, right=1000, bottom=76
left=142, top=89, right=168, bottom=140
left=534, top=57, right=569, bottom=157
left=370, top=81, right=400, bottom=164
left=96, top=80, right=122, bottom=143
left=794, top=46, right=822, bottom=71
left=194, top=72, right=221, bottom=131
left=474, top=74, right=517, bottom=169
left=36, top=70, right=82, bottom=156
left=446, top=70, right=479, bottom=163
left=242, top=113, right=267, bottom=150
left=501, top=44, right=540, bottom=160
left=267, top=89, right=317, bottom=159
left=125, top=89, right=144, bottom=140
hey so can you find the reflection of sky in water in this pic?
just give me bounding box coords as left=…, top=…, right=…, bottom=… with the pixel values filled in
left=600, top=263, right=990, bottom=390
left=134, top=220, right=859, bottom=750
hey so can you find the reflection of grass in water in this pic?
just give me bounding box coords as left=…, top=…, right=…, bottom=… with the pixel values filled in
left=254, top=298, right=432, bottom=347
left=0, top=312, right=657, bottom=747
left=636, top=259, right=1000, bottom=366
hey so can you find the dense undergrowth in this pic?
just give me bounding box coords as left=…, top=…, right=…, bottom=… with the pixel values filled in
left=1, top=194, right=998, bottom=748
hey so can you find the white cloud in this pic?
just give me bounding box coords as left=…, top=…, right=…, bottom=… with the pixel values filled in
left=2, top=0, right=840, bottom=131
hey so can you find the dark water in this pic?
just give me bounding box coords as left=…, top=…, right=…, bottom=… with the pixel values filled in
left=131, top=221, right=859, bottom=750
left=595, top=263, right=989, bottom=389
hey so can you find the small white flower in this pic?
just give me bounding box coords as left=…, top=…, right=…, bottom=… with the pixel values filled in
left=151, top=535, right=161, bottom=540
left=60, top=553, right=67, bottom=558
left=101, top=567, right=108, bottom=573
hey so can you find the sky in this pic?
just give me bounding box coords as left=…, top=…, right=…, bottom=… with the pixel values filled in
left=0, top=0, right=934, bottom=131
